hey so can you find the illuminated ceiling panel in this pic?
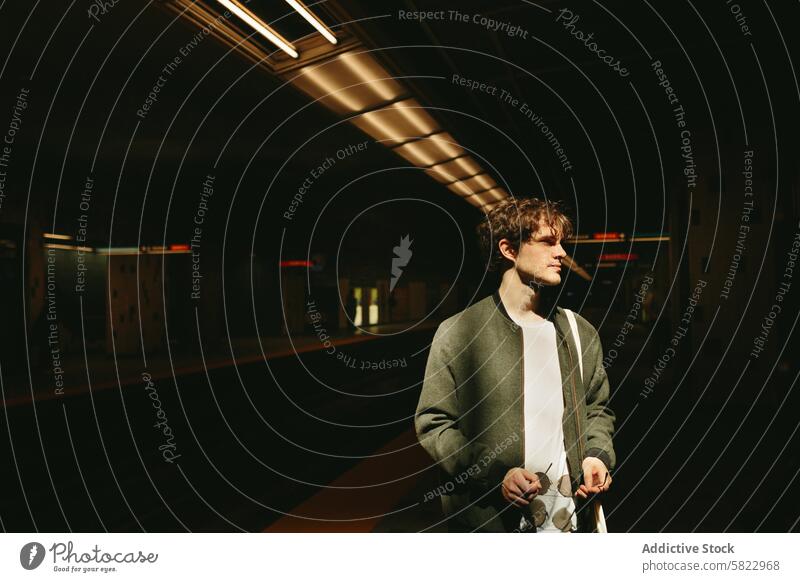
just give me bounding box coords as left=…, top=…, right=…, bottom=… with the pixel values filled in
left=447, top=173, right=497, bottom=196
left=392, top=133, right=463, bottom=167
left=291, top=51, right=406, bottom=114
left=351, top=99, right=440, bottom=145
left=425, top=156, right=483, bottom=183
left=447, top=181, right=476, bottom=196
left=466, top=187, right=509, bottom=207
left=163, top=1, right=509, bottom=215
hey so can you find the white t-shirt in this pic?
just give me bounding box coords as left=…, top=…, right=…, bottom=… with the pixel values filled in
left=508, top=313, right=577, bottom=533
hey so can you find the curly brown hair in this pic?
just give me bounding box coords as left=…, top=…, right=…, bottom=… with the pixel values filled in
left=476, top=197, right=573, bottom=271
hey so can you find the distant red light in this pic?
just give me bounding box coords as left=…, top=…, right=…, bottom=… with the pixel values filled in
left=169, top=244, right=190, bottom=251
left=592, top=232, right=623, bottom=240
left=599, top=253, right=639, bottom=261
left=280, top=260, right=313, bottom=268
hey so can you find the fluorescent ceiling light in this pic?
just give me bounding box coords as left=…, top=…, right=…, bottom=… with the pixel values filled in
left=466, top=188, right=508, bottom=207
left=463, top=173, right=496, bottom=191
left=352, top=99, right=440, bottom=145
left=393, top=133, right=463, bottom=167
left=43, top=243, right=94, bottom=252
left=293, top=52, right=405, bottom=114
left=447, top=174, right=497, bottom=196
left=566, top=235, right=670, bottom=244
left=426, top=157, right=483, bottom=183
left=285, top=0, right=337, bottom=44
left=338, top=52, right=399, bottom=101
left=96, top=247, right=142, bottom=255
left=476, top=187, right=508, bottom=203
left=217, top=0, right=298, bottom=58
left=447, top=181, right=476, bottom=196
left=294, top=66, right=364, bottom=112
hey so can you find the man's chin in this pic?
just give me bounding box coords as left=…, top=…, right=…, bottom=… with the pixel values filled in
left=539, top=270, right=562, bottom=285
left=525, top=274, right=561, bottom=288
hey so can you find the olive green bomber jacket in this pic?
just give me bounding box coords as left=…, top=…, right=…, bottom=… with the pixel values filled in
left=414, top=291, right=616, bottom=532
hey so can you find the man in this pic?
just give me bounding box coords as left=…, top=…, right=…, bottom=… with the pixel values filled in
left=415, top=197, right=615, bottom=532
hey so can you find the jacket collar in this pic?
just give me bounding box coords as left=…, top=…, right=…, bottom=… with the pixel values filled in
left=491, top=289, right=562, bottom=326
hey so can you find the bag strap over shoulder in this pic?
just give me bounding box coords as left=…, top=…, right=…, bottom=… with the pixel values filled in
left=564, top=308, right=583, bottom=383
left=565, top=308, right=609, bottom=534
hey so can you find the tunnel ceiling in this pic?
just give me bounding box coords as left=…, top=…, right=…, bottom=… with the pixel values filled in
left=1, top=0, right=794, bottom=244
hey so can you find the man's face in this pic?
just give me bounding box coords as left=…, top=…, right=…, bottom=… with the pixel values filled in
left=507, top=223, right=567, bottom=286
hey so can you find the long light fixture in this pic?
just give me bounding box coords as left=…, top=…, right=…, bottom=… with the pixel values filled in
left=165, top=3, right=511, bottom=215
left=464, top=187, right=508, bottom=208
left=352, top=99, right=439, bottom=145
left=285, top=0, right=337, bottom=44
left=393, top=133, right=463, bottom=167
left=426, top=157, right=483, bottom=183
left=566, top=235, right=670, bottom=244
left=217, top=0, right=298, bottom=58
left=292, top=52, right=405, bottom=114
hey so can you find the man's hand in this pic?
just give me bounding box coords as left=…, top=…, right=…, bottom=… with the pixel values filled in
left=501, top=467, right=541, bottom=507
left=576, top=457, right=611, bottom=499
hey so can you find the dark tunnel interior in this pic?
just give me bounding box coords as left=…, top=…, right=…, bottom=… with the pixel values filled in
left=0, top=0, right=798, bottom=535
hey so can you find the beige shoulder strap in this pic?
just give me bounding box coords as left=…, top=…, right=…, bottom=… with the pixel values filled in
left=564, top=309, right=608, bottom=533
left=564, top=308, right=583, bottom=382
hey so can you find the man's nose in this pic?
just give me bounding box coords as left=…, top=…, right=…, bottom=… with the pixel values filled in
left=554, top=244, right=567, bottom=258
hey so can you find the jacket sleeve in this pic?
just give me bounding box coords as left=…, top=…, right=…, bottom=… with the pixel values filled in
left=414, top=322, right=509, bottom=496
left=581, top=323, right=617, bottom=472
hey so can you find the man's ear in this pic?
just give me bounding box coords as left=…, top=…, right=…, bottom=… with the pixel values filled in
left=497, top=238, right=517, bottom=263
